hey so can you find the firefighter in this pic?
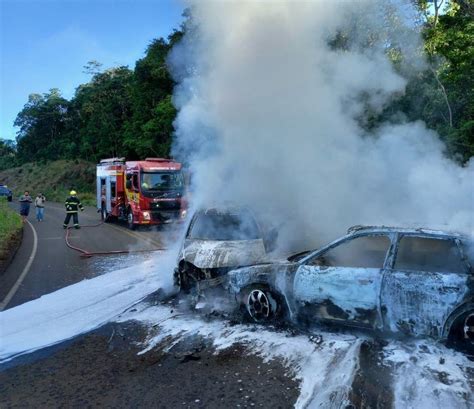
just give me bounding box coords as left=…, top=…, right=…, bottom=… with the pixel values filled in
left=63, top=190, right=84, bottom=229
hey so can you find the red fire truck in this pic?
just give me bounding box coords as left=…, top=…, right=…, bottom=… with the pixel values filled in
left=96, top=158, right=187, bottom=229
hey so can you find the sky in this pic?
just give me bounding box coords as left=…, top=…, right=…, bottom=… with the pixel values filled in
left=0, top=0, right=184, bottom=141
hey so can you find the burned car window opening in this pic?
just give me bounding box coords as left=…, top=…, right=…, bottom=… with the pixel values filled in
left=308, top=235, right=391, bottom=268
left=394, top=236, right=466, bottom=274
left=141, top=171, right=184, bottom=192
left=188, top=212, right=261, bottom=241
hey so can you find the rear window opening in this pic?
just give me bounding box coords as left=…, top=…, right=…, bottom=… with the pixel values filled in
left=394, top=236, right=466, bottom=274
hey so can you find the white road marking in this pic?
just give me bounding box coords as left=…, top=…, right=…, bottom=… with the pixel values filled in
left=0, top=219, right=38, bottom=311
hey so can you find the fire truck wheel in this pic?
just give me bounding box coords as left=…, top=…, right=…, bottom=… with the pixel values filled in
left=127, top=210, right=136, bottom=230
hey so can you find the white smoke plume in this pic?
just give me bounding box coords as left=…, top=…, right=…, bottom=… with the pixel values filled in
left=169, top=0, right=473, bottom=252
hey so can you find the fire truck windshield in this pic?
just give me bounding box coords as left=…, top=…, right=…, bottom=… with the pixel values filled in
left=141, top=171, right=184, bottom=191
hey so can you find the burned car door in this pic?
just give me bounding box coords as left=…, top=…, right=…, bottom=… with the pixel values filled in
left=293, top=234, right=391, bottom=328
left=380, top=235, right=470, bottom=338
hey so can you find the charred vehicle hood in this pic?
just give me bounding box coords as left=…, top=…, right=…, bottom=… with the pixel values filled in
left=182, top=239, right=267, bottom=269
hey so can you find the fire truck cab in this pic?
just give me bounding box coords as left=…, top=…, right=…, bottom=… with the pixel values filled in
left=96, top=157, right=187, bottom=229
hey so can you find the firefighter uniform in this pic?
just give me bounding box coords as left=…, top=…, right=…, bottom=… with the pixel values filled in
left=63, top=191, right=84, bottom=229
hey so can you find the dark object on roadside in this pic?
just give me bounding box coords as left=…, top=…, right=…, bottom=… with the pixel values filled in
left=0, top=185, right=13, bottom=202
left=63, top=190, right=84, bottom=229
left=174, top=207, right=278, bottom=292
left=228, top=225, right=474, bottom=351
left=177, top=351, right=202, bottom=363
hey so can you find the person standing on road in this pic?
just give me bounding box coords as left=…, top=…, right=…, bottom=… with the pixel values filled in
left=34, top=192, right=46, bottom=222
left=63, top=190, right=84, bottom=229
left=19, top=191, right=33, bottom=223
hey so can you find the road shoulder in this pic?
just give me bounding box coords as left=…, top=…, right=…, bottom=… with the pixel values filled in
left=0, top=201, right=23, bottom=274
left=0, top=220, right=38, bottom=311
left=0, top=220, right=35, bottom=309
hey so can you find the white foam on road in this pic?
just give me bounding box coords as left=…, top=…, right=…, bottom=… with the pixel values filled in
left=116, top=303, right=362, bottom=409
left=0, top=257, right=171, bottom=363
left=119, top=303, right=474, bottom=408
left=384, top=341, right=474, bottom=409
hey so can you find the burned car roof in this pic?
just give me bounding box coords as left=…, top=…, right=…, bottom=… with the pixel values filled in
left=347, top=224, right=467, bottom=238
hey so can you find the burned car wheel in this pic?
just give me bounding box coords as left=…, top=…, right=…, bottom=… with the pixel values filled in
left=449, top=309, right=474, bottom=354
left=175, top=262, right=199, bottom=293
left=175, top=267, right=192, bottom=293
left=244, top=286, right=282, bottom=323
left=462, top=313, right=474, bottom=343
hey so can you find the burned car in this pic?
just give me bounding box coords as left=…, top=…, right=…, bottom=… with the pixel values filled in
left=228, top=226, right=474, bottom=348
left=174, top=207, right=276, bottom=292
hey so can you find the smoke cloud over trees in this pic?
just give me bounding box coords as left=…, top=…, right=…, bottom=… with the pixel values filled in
left=169, top=0, right=473, bottom=248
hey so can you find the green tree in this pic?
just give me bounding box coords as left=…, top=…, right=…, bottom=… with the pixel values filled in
left=371, top=0, right=473, bottom=162
left=14, top=89, right=70, bottom=163
left=69, top=66, right=134, bottom=162
left=0, top=139, right=17, bottom=170
left=123, top=32, right=183, bottom=158
left=422, top=1, right=474, bottom=160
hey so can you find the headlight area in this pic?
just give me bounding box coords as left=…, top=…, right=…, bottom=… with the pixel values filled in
left=142, top=211, right=151, bottom=221
left=180, top=209, right=187, bottom=218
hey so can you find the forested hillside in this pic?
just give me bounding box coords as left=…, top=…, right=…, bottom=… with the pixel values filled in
left=0, top=160, right=96, bottom=204
left=1, top=1, right=472, bottom=171
left=1, top=30, right=182, bottom=169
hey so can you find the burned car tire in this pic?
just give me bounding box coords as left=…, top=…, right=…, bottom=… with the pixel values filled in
left=175, top=269, right=192, bottom=293
left=243, top=286, right=284, bottom=323
left=449, top=309, right=474, bottom=355
left=175, top=262, right=197, bottom=293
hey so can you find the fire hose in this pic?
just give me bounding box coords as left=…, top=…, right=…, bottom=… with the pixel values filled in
left=64, top=217, right=166, bottom=258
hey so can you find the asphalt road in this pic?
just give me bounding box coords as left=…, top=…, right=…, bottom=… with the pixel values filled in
left=0, top=202, right=179, bottom=310
left=0, top=320, right=301, bottom=409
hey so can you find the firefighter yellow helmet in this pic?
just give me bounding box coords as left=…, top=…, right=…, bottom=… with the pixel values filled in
left=70, top=190, right=77, bottom=195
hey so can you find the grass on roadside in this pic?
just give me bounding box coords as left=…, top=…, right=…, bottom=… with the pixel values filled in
left=0, top=197, right=23, bottom=264
left=0, top=160, right=97, bottom=206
